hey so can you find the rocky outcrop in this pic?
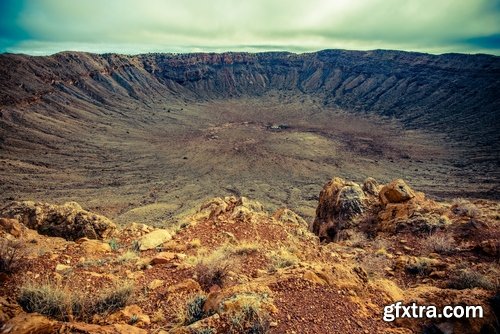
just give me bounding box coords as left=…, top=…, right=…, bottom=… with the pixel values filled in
left=379, top=179, right=416, bottom=205
left=311, top=177, right=450, bottom=239
left=0, top=312, right=58, bottom=334
left=311, top=177, right=367, bottom=241
left=0, top=201, right=116, bottom=241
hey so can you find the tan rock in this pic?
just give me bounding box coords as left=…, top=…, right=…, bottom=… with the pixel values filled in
left=150, top=252, right=176, bottom=265
left=62, top=322, right=147, bottom=334
left=0, top=313, right=58, bottom=334
left=167, top=279, right=201, bottom=293
left=379, top=179, right=416, bottom=205
left=79, top=239, right=111, bottom=254
left=137, top=229, right=171, bottom=251
left=55, top=264, right=72, bottom=272
left=362, top=177, right=380, bottom=196
left=0, top=218, right=23, bottom=237
left=303, top=270, right=327, bottom=285
left=108, top=304, right=150, bottom=326
left=112, top=324, right=147, bottom=334
left=148, top=279, right=164, bottom=290
left=273, top=208, right=307, bottom=226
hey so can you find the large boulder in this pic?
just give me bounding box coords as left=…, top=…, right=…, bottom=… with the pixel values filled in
left=138, top=229, right=172, bottom=251
left=311, top=177, right=366, bottom=241
left=0, top=201, right=116, bottom=241
left=0, top=312, right=58, bottom=334
left=362, top=177, right=380, bottom=196
left=379, top=179, right=416, bottom=205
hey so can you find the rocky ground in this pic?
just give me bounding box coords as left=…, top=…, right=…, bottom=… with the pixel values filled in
left=0, top=177, right=498, bottom=333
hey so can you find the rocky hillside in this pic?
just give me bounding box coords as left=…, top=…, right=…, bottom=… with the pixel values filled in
left=0, top=178, right=498, bottom=333
left=1, top=50, right=499, bottom=143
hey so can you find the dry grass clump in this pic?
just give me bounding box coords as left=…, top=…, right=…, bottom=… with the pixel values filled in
left=0, top=239, right=25, bottom=274
left=184, top=294, right=208, bottom=325
left=451, top=198, right=481, bottom=218
left=87, top=282, right=134, bottom=316
left=17, top=283, right=73, bottom=321
left=268, top=248, right=299, bottom=271
left=192, top=248, right=234, bottom=291
left=448, top=270, right=495, bottom=290
left=191, top=242, right=261, bottom=291
left=225, top=294, right=270, bottom=334
left=17, top=281, right=134, bottom=321
left=116, top=250, right=139, bottom=263
left=422, top=233, right=455, bottom=254
left=230, top=241, right=261, bottom=256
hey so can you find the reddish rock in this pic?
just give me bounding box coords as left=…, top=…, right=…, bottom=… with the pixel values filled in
left=379, top=179, right=416, bottom=205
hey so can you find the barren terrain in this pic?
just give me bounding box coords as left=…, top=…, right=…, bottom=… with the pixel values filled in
left=0, top=50, right=498, bottom=225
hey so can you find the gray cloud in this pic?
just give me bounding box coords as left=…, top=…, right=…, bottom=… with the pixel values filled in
left=1, top=0, right=499, bottom=55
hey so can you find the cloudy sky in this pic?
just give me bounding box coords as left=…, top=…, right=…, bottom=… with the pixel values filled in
left=0, top=0, right=499, bottom=55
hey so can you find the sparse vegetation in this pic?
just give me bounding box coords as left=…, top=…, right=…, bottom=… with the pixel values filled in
left=18, top=283, right=73, bottom=321
left=406, top=258, right=434, bottom=276
left=17, top=281, right=134, bottom=321
left=225, top=294, right=270, bottom=334
left=108, top=238, right=119, bottom=251
left=451, top=198, right=481, bottom=218
left=268, top=248, right=299, bottom=271
left=422, top=233, right=455, bottom=254
left=185, top=294, right=208, bottom=325
left=88, top=282, right=134, bottom=316
left=448, top=270, right=495, bottom=290
left=192, top=247, right=233, bottom=291
left=116, top=250, right=139, bottom=263
left=0, top=239, right=24, bottom=274
left=230, top=241, right=261, bottom=256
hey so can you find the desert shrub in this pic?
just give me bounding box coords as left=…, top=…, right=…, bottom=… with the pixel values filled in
left=18, top=281, right=133, bottom=321
left=406, top=258, right=434, bottom=276
left=451, top=199, right=481, bottom=218
left=18, top=283, right=72, bottom=321
left=108, top=238, right=119, bottom=251
left=0, top=239, right=24, bottom=274
left=87, top=282, right=134, bottom=316
left=268, top=248, right=299, bottom=271
left=226, top=295, right=270, bottom=334
left=230, top=241, right=260, bottom=256
left=192, top=328, right=215, bottom=334
left=196, top=262, right=229, bottom=291
left=422, top=233, right=455, bottom=254
left=448, top=270, right=495, bottom=290
left=185, top=294, right=208, bottom=325
left=192, top=248, right=232, bottom=291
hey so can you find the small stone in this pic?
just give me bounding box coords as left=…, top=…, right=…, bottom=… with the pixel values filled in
left=55, top=264, right=71, bottom=272
left=150, top=252, right=176, bottom=265
left=148, top=279, right=164, bottom=290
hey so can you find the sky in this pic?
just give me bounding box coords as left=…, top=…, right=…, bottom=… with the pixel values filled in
left=0, top=0, right=499, bottom=55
